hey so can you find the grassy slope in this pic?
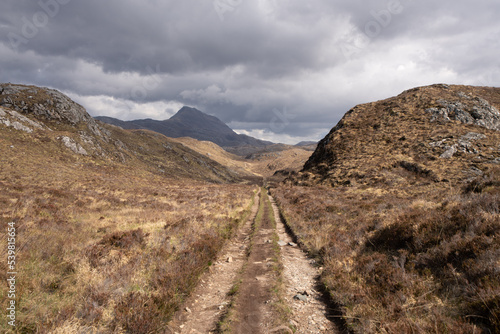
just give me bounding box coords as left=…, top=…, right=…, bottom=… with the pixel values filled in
left=272, top=85, right=500, bottom=333
left=273, top=177, right=499, bottom=333
left=172, top=137, right=313, bottom=178
left=170, top=136, right=255, bottom=177
left=0, top=104, right=257, bottom=333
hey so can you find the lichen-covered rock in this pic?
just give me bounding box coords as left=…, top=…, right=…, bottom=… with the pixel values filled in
left=0, top=106, right=46, bottom=133
left=426, top=94, right=500, bottom=131
left=430, top=132, right=487, bottom=159
left=11, top=121, right=33, bottom=133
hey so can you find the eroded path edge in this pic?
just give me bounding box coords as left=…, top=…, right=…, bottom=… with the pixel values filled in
left=270, top=190, right=341, bottom=333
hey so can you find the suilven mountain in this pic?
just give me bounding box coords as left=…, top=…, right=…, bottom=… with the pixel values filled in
left=95, top=106, right=273, bottom=153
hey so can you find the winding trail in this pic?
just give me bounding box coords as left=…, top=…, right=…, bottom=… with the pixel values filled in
left=167, top=187, right=340, bottom=333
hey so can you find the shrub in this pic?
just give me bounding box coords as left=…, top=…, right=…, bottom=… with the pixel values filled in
left=272, top=184, right=500, bottom=333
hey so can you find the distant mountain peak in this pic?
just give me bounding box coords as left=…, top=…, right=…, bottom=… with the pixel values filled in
left=169, top=106, right=222, bottom=125
left=172, top=106, right=204, bottom=118
left=96, top=106, right=273, bottom=153
left=179, top=106, right=197, bottom=112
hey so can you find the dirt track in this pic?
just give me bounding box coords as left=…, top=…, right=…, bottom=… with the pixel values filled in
left=168, top=187, right=340, bottom=333
left=230, top=188, right=277, bottom=333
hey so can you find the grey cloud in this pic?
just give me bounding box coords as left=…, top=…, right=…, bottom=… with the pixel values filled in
left=1, top=0, right=345, bottom=77
left=0, top=0, right=499, bottom=143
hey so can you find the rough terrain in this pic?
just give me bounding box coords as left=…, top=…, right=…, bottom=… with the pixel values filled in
left=168, top=189, right=340, bottom=333
left=270, top=195, right=339, bottom=334
left=168, top=189, right=261, bottom=333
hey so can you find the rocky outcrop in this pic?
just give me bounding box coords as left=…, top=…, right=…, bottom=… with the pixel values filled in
left=59, top=136, right=88, bottom=155
left=0, top=83, right=121, bottom=157
left=426, top=93, right=500, bottom=131
left=0, top=106, right=47, bottom=133
left=429, top=132, right=487, bottom=159
left=0, top=84, right=121, bottom=158
left=0, top=84, right=109, bottom=140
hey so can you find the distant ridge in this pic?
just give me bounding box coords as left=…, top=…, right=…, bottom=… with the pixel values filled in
left=95, top=106, right=273, bottom=151
left=294, top=141, right=317, bottom=151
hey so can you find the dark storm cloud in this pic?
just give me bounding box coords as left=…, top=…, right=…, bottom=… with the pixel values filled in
left=0, top=0, right=499, bottom=143
left=1, top=0, right=336, bottom=76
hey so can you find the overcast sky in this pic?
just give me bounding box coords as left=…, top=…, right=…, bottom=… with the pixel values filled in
left=1, top=0, right=499, bottom=144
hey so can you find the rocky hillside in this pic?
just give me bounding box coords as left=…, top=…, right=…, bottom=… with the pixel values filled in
left=274, top=84, right=500, bottom=333
left=96, top=106, right=272, bottom=153
left=0, top=83, right=242, bottom=183
left=296, top=84, right=500, bottom=188
left=0, top=83, right=108, bottom=138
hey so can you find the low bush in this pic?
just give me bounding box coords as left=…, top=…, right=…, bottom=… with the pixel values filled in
left=272, top=179, right=499, bottom=333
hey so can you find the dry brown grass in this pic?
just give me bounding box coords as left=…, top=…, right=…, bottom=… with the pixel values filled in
left=0, top=143, right=255, bottom=333
left=172, top=136, right=313, bottom=178
left=271, top=168, right=500, bottom=333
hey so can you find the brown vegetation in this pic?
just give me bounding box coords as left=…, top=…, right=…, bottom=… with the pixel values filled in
left=270, top=84, right=500, bottom=333
left=272, top=166, right=499, bottom=333
left=0, top=119, right=256, bottom=333
left=172, top=136, right=313, bottom=178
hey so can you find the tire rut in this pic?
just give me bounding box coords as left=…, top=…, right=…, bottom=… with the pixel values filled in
left=229, top=190, right=278, bottom=333
left=167, top=188, right=261, bottom=334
